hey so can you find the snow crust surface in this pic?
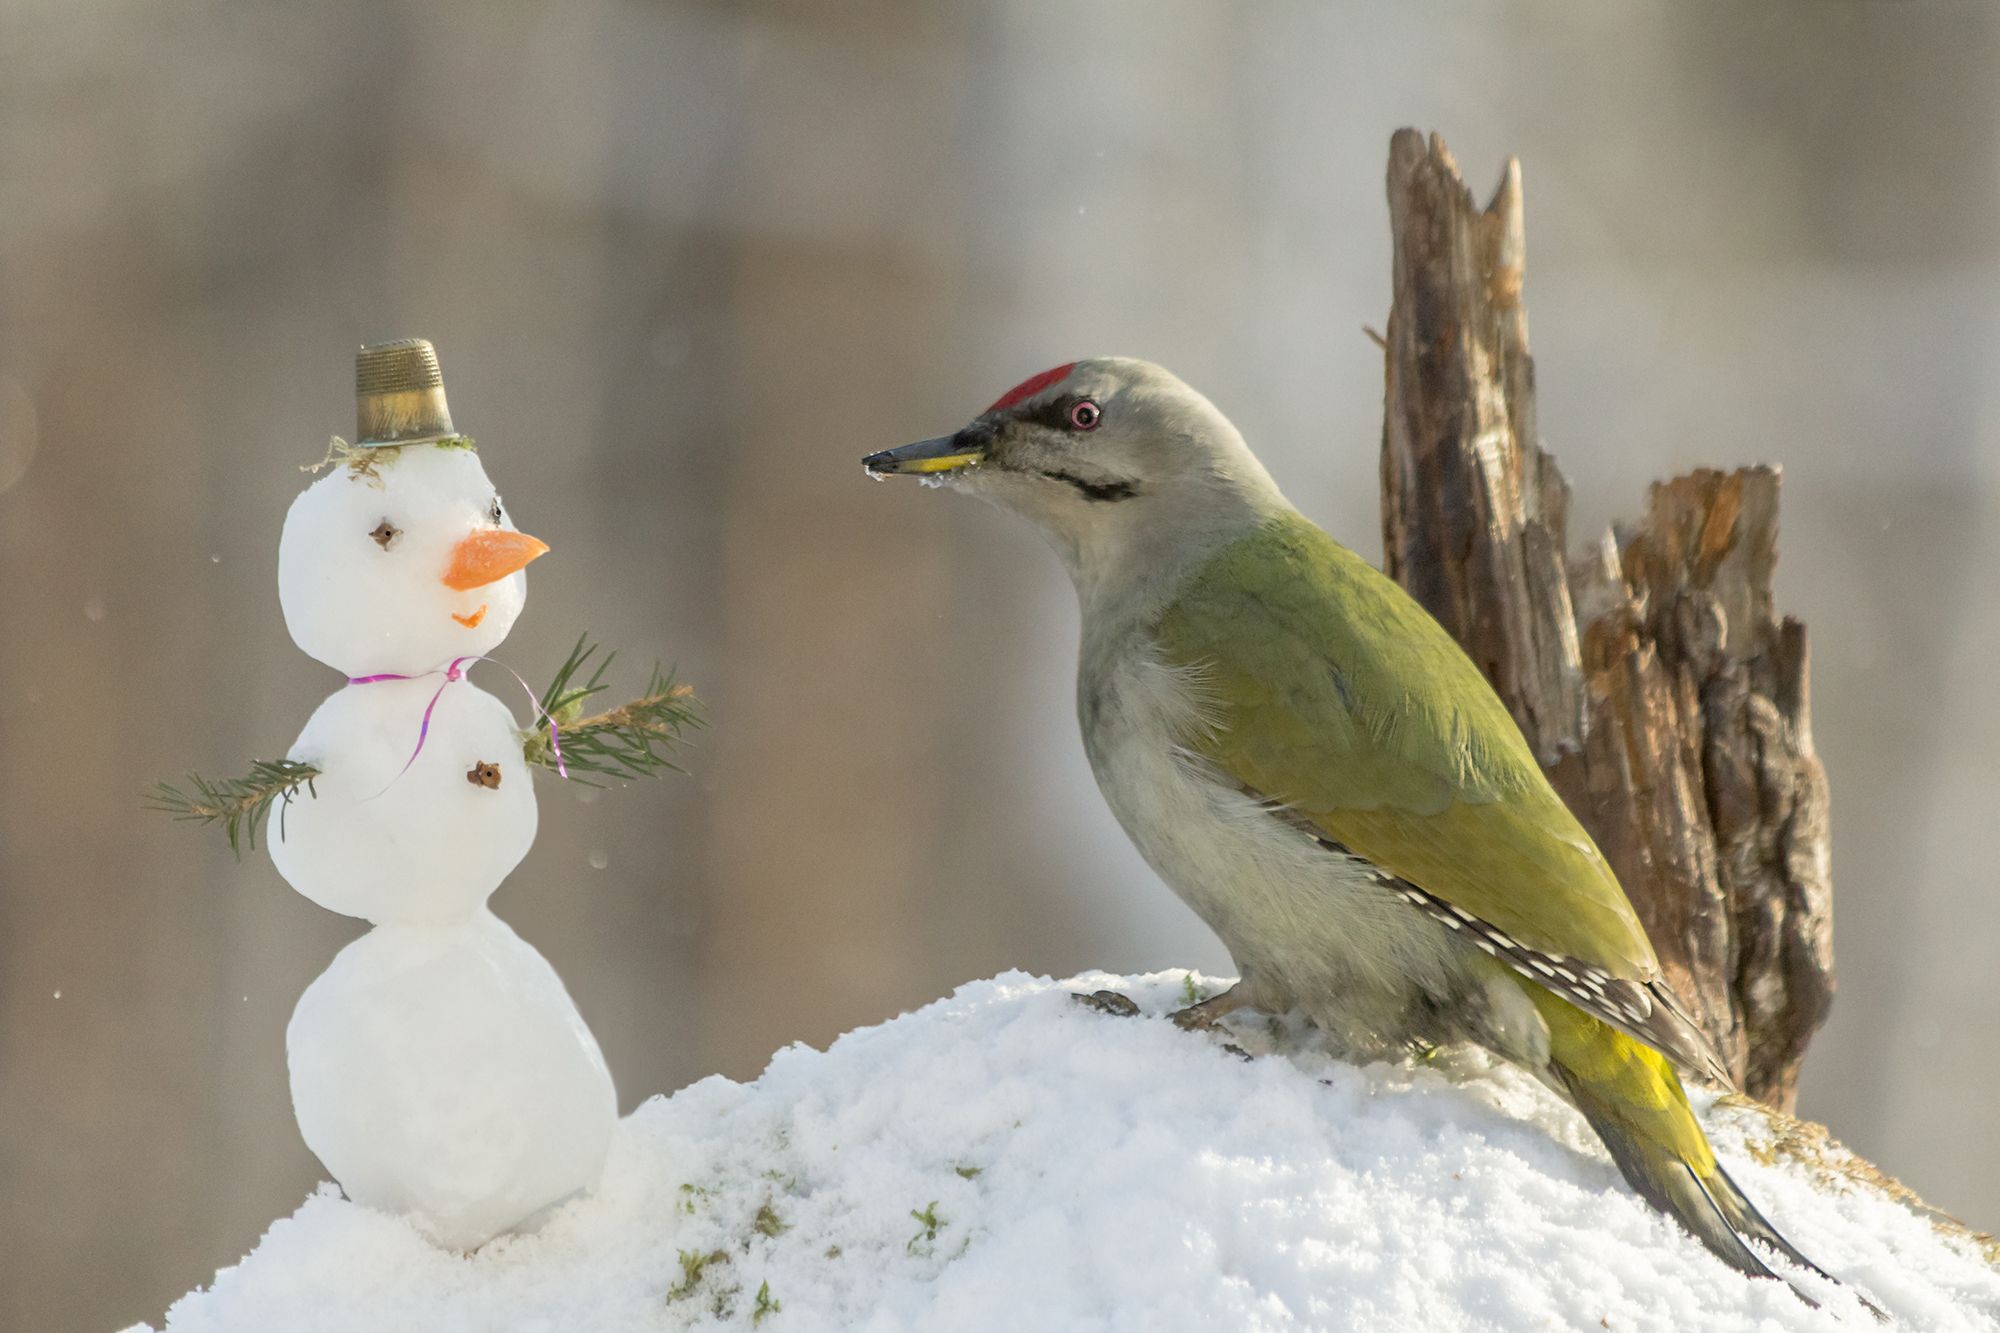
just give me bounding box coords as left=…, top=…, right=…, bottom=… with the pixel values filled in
left=149, top=972, right=2000, bottom=1333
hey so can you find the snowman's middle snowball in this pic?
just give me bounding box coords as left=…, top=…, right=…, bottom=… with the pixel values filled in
left=270, top=677, right=537, bottom=923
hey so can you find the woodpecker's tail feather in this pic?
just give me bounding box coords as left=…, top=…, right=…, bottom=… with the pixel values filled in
left=1700, top=1161, right=1889, bottom=1321
left=1525, top=987, right=1845, bottom=1312
left=1702, top=1160, right=1833, bottom=1282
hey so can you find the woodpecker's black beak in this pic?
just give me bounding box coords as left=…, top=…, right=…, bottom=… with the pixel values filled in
left=862, top=432, right=988, bottom=477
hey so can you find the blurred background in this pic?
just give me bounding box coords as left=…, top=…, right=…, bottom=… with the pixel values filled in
left=4, top=1, right=1998, bottom=1328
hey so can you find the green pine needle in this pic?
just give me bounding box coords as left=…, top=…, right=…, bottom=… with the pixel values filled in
left=146, top=759, right=322, bottom=855
left=522, top=633, right=702, bottom=784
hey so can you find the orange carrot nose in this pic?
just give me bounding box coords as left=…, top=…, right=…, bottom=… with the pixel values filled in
left=442, top=529, right=549, bottom=590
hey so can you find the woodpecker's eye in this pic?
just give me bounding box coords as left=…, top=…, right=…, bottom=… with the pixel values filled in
left=487, top=496, right=504, bottom=525
left=369, top=520, right=401, bottom=550
left=1067, top=399, right=1101, bottom=432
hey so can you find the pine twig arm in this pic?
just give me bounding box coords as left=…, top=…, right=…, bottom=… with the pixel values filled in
left=522, top=634, right=702, bottom=782
left=535, top=632, right=616, bottom=722
left=145, top=759, right=322, bottom=855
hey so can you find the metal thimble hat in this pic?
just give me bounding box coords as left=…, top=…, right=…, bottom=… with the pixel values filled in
left=355, top=338, right=458, bottom=447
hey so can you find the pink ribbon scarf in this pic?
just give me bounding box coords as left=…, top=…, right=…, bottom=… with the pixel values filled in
left=349, top=654, right=568, bottom=789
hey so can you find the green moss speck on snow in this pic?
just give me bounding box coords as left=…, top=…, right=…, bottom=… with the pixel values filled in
left=906, top=1201, right=944, bottom=1255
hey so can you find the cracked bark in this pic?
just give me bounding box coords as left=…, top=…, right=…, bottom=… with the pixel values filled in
left=1378, top=128, right=1833, bottom=1110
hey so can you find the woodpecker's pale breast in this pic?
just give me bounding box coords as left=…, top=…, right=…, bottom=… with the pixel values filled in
left=1076, top=621, right=1513, bottom=1055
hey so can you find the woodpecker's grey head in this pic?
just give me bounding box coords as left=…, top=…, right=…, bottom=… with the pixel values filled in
left=865, top=358, right=1286, bottom=600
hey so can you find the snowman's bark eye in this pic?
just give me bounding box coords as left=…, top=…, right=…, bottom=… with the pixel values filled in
left=488, top=497, right=504, bottom=525
left=466, top=760, right=502, bottom=790
left=370, top=520, right=401, bottom=550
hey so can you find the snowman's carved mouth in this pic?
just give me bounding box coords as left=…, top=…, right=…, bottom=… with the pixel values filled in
left=452, top=604, right=489, bottom=629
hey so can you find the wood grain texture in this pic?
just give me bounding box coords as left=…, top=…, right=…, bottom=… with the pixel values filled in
left=1378, top=129, right=1832, bottom=1109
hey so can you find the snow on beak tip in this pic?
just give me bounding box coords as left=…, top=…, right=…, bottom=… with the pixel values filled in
left=443, top=529, right=548, bottom=591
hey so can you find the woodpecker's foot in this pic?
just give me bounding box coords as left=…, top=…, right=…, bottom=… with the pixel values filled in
left=1071, top=989, right=1141, bottom=1018
left=1171, top=984, right=1256, bottom=1060
left=1170, top=982, right=1254, bottom=1031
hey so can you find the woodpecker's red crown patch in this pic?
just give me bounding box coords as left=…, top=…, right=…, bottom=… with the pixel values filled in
left=985, top=363, right=1076, bottom=414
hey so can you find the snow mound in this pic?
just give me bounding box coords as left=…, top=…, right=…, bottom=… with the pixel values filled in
left=148, top=972, right=1998, bottom=1333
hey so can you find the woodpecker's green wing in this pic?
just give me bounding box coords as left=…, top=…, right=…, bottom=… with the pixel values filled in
left=1150, top=512, right=1821, bottom=1281
left=1153, top=511, right=1712, bottom=1049
left=1146, top=513, right=1827, bottom=1277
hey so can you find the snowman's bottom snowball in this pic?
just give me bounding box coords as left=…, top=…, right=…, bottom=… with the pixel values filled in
left=286, top=911, right=617, bottom=1251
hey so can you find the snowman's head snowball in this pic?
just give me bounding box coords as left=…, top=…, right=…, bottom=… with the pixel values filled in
left=279, top=445, right=545, bottom=677
left=268, top=677, right=538, bottom=923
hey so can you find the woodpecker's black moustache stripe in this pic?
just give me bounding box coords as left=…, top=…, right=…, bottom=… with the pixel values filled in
left=1040, top=469, right=1139, bottom=502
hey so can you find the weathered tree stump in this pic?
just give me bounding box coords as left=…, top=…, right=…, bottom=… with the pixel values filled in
left=1378, top=129, right=1833, bottom=1110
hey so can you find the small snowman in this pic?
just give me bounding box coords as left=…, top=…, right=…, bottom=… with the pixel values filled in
left=155, top=339, right=696, bottom=1250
